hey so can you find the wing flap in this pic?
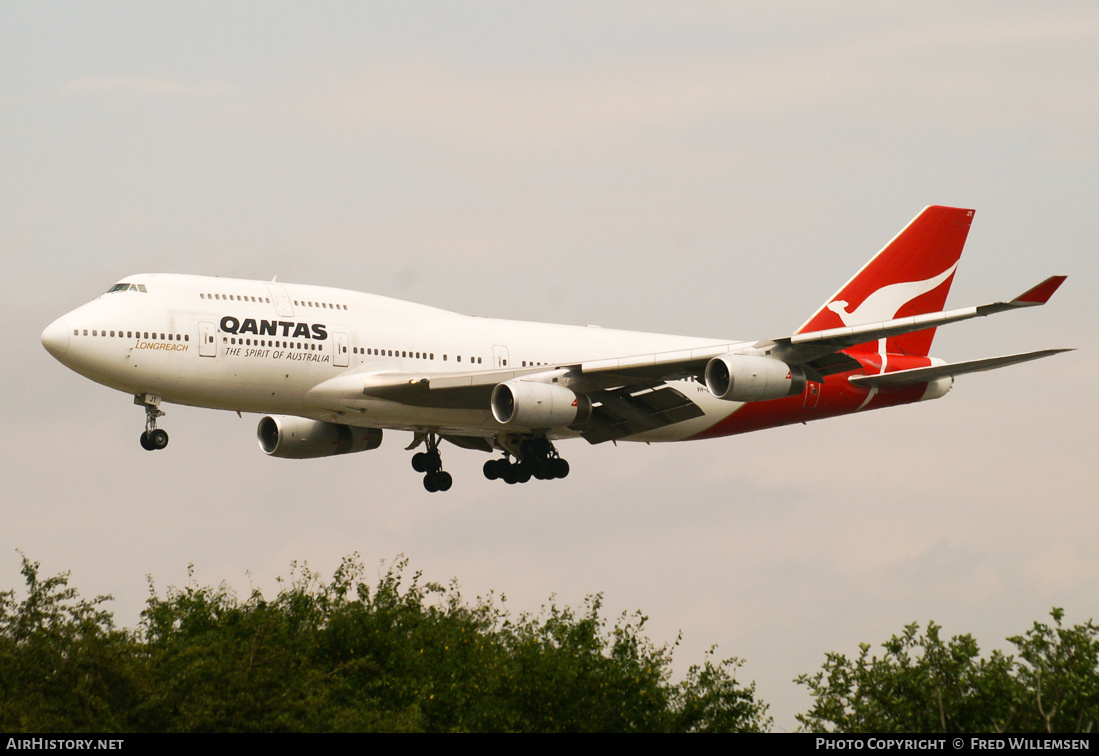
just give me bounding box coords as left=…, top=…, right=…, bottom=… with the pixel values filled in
left=577, top=384, right=706, bottom=444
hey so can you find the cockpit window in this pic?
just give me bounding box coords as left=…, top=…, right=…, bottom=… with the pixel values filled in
left=105, top=283, right=147, bottom=293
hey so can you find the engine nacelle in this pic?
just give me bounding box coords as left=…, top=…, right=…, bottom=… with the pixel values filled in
left=490, top=380, right=592, bottom=428
left=705, top=354, right=806, bottom=402
left=257, top=415, right=382, bottom=459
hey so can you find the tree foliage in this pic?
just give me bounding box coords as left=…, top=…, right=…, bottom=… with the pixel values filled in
left=796, top=610, right=1099, bottom=733
left=0, top=555, right=769, bottom=733
left=0, top=556, right=140, bottom=732
left=1008, top=608, right=1099, bottom=733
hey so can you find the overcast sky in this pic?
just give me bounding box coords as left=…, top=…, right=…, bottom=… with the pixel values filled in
left=3, top=2, right=1097, bottom=729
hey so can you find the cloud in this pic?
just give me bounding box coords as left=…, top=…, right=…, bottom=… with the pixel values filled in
left=60, top=76, right=237, bottom=98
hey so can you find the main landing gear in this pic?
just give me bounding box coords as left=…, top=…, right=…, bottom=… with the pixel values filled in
left=410, top=432, right=452, bottom=493
left=483, top=436, right=569, bottom=485
left=407, top=433, right=569, bottom=491
left=135, top=394, right=169, bottom=452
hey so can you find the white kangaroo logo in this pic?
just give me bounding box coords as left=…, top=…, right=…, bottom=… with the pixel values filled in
left=826, top=261, right=958, bottom=327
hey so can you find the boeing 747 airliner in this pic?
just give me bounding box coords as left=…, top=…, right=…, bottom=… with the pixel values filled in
left=42, top=206, right=1069, bottom=491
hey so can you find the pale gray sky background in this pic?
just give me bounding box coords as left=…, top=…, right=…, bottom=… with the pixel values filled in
left=3, top=2, right=1097, bottom=729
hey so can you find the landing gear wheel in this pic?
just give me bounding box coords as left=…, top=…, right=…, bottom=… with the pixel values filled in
left=137, top=394, right=168, bottom=452
left=552, top=458, right=569, bottom=479
left=483, top=460, right=501, bottom=480
left=491, top=437, right=569, bottom=484
left=414, top=433, right=452, bottom=492
left=423, top=470, right=452, bottom=493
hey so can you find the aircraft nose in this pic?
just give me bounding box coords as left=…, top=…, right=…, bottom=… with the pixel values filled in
left=42, top=317, right=71, bottom=360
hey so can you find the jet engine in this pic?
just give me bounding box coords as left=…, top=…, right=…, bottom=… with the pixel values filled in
left=490, top=380, right=592, bottom=428
left=257, top=415, right=383, bottom=459
left=704, top=354, right=806, bottom=402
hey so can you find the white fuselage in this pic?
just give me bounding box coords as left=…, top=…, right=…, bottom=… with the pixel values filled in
left=42, top=274, right=741, bottom=442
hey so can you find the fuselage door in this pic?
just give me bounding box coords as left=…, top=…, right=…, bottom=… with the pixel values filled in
left=333, top=332, right=349, bottom=367
left=199, top=321, right=217, bottom=358
left=493, top=345, right=510, bottom=369
left=265, top=284, right=295, bottom=318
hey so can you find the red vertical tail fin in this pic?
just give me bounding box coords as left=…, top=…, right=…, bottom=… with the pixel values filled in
left=796, top=206, right=975, bottom=357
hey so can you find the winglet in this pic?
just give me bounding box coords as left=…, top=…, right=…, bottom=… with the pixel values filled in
left=1013, top=275, right=1067, bottom=305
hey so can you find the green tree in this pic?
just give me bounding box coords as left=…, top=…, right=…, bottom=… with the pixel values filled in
left=0, top=556, right=140, bottom=732
left=1, top=554, right=770, bottom=733
left=133, top=564, right=331, bottom=731
left=671, top=647, right=771, bottom=733
left=796, top=610, right=1099, bottom=733
left=1007, top=608, right=1099, bottom=732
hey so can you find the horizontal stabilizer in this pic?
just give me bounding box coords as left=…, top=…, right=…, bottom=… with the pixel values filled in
left=848, top=349, right=1073, bottom=388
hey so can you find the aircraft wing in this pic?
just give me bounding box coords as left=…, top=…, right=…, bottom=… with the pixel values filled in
left=765, top=275, right=1067, bottom=366
left=306, top=275, right=1067, bottom=441
left=307, top=345, right=734, bottom=410
left=306, top=366, right=709, bottom=444
left=571, top=275, right=1068, bottom=385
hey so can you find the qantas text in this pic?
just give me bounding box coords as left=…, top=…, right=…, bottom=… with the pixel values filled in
left=220, top=316, right=328, bottom=341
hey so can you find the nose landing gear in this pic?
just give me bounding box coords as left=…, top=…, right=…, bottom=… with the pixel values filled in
left=136, top=394, right=169, bottom=451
